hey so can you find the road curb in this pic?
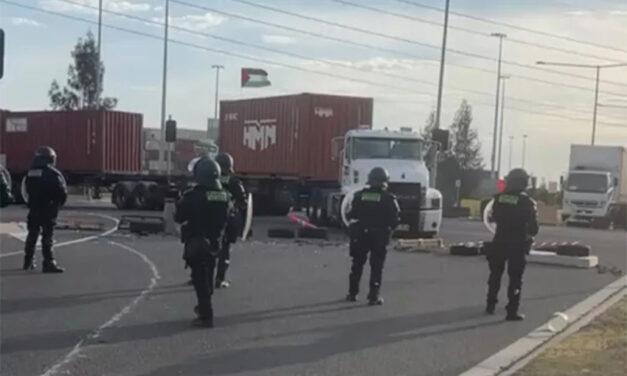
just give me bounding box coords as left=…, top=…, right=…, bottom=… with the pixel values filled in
left=460, top=274, right=627, bottom=376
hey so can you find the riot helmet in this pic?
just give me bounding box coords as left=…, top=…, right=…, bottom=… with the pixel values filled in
left=505, top=168, right=529, bottom=192
left=215, top=152, right=234, bottom=175
left=193, top=157, right=222, bottom=189
left=34, top=146, right=57, bottom=166
left=367, top=167, right=390, bottom=189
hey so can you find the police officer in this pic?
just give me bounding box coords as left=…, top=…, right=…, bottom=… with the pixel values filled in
left=214, top=152, right=248, bottom=289
left=174, top=157, right=231, bottom=328
left=346, top=167, right=400, bottom=305
left=23, top=146, right=67, bottom=273
left=486, top=168, right=539, bottom=321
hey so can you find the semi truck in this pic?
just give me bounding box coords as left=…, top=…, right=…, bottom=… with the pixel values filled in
left=218, top=93, right=443, bottom=237
left=562, top=144, right=627, bottom=228
left=0, top=110, right=214, bottom=209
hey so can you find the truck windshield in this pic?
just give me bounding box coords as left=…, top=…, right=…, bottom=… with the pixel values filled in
left=566, top=173, right=608, bottom=193
left=352, top=138, right=423, bottom=160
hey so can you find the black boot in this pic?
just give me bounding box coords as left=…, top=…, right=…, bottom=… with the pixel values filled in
left=345, top=293, right=358, bottom=302
left=505, top=312, right=525, bottom=321
left=23, top=256, right=36, bottom=270
left=367, top=289, right=383, bottom=306
left=42, top=260, right=64, bottom=273
left=485, top=303, right=496, bottom=315
left=192, top=309, right=214, bottom=328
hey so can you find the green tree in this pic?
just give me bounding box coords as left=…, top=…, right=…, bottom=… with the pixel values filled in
left=449, top=100, right=483, bottom=170
left=49, top=31, right=117, bottom=110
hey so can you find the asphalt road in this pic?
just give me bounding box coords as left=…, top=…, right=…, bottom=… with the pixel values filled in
left=1, top=207, right=625, bottom=376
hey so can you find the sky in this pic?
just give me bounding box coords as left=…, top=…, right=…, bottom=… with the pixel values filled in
left=1, top=0, right=626, bottom=182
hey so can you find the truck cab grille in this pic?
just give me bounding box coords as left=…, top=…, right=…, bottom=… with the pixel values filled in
left=388, top=183, right=422, bottom=210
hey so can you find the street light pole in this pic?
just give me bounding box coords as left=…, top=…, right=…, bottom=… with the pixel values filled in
left=497, top=75, right=509, bottom=177
left=536, top=61, right=627, bottom=146
left=592, top=65, right=600, bottom=145
left=490, top=33, right=507, bottom=179
left=522, top=134, right=528, bottom=169
left=212, top=65, right=224, bottom=119
left=508, top=135, right=514, bottom=171
left=159, top=0, right=170, bottom=174
left=434, top=0, right=450, bottom=130
left=96, top=0, right=103, bottom=105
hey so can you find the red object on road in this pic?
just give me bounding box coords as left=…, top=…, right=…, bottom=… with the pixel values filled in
left=219, top=93, right=373, bottom=181
left=0, top=110, right=142, bottom=174
left=287, top=213, right=318, bottom=229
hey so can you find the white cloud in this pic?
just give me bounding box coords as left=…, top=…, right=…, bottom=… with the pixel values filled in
left=154, top=5, right=164, bottom=12
left=40, top=0, right=151, bottom=14
left=565, top=10, right=588, bottom=16
left=609, top=10, right=627, bottom=16
left=11, top=17, right=44, bottom=27
left=152, top=13, right=227, bottom=32
left=262, top=35, right=297, bottom=45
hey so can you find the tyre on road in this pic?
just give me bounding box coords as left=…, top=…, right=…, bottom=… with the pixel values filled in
left=267, top=228, right=296, bottom=239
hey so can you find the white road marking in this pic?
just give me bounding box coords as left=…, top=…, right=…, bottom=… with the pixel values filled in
left=0, top=213, right=119, bottom=258
left=40, top=240, right=161, bottom=376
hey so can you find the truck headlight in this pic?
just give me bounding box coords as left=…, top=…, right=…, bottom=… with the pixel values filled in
left=431, top=198, right=441, bottom=209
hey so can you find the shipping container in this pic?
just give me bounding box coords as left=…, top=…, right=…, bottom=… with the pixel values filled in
left=219, top=93, right=373, bottom=181
left=0, top=110, right=142, bottom=176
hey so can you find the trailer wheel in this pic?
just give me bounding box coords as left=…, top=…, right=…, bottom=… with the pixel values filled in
left=112, top=182, right=135, bottom=210
left=132, top=183, right=149, bottom=210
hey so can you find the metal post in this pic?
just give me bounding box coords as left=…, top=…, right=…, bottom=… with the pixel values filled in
left=167, top=114, right=172, bottom=179
left=159, top=0, right=170, bottom=174
left=490, top=33, right=506, bottom=179
left=592, top=65, right=600, bottom=145
left=497, top=76, right=509, bottom=177
left=212, top=65, right=224, bottom=119
left=96, top=0, right=103, bottom=106
left=508, top=135, right=514, bottom=171
left=522, top=134, right=528, bottom=169
left=434, top=0, right=450, bottom=130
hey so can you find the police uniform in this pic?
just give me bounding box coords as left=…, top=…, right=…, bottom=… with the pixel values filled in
left=23, top=147, right=67, bottom=273
left=486, top=168, right=539, bottom=321
left=216, top=173, right=247, bottom=288
left=346, top=167, right=400, bottom=305
left=174, top=158, right=231, bottom=328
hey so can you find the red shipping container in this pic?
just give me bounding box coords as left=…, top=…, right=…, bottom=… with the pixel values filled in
left=219, top=93, right=373, bottom=181
left=1, top=110, right=142, bottom=175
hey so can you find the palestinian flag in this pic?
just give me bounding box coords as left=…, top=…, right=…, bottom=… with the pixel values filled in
left=241, top=68, right=271, bottom=88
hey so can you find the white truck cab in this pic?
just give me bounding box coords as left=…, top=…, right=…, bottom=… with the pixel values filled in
left=309, top=128, right=443, bottom=238
left=562, top=145, right=627, bottom=228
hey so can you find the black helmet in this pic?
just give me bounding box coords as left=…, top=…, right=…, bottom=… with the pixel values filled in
left=193, top=157, right=222, bottom=189
left=34, top=146, right=57, bottom=166
left=215, top=152, right=234, bottom=175
left=367, top=167, right=390, bottom=188
left=505, top=168, right=529, bottom=192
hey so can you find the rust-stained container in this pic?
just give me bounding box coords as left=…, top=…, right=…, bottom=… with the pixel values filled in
left=219, top=93, right=373, bottom=181
left=1, top=110, right=142, bottom=175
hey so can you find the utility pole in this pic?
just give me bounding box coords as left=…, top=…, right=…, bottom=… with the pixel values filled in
left=96, top=0, right=103, bottom=105
left=212, top=65, right=224, bottom=119
left=522, top=134, right=528, bottom=169
left=159, top=0, right=170, bottom=174
left=497, top=75, right=510, bottom=177
left=508, top=135, right=514, bottom=171
left=536, top=61, right=627, bottom=145
left=490, top=33, right=507, bottom=179
left=434, top=0, right=450, bottom=130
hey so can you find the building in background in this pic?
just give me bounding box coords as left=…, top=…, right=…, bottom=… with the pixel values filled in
left=143, top=128, right=217, bottom=174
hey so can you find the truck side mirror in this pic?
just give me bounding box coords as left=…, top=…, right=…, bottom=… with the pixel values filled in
left=614, top=177, right=619, bottom=187
left=331, top=137, right=345, bottom=161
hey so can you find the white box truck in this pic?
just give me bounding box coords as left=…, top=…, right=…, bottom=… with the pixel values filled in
left=562, top=144, right=627, bottom=228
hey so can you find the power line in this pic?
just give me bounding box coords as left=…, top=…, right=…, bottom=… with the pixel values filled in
left=395, top=0, right=627, bottom=54
left=173, top=0, right=627, bottom=97
left=3, top=0, right=623, bottom=129
left=63, top=0, right=617, bottom=117
left=229, top=0, right=627, bottom=90
left=332, top=0, right=624, bottom=64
